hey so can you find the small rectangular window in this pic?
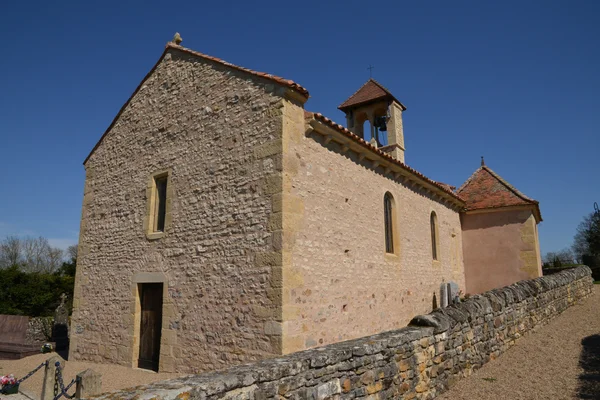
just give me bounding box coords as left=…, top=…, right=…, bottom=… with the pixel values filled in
left=154, top=176, right=168, bottom=232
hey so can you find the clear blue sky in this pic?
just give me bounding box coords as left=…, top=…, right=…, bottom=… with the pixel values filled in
left=0, top=0, right=598, bottom=254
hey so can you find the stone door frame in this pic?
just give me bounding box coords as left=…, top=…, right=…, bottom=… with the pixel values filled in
left=130, top=272, right=174, bottom=372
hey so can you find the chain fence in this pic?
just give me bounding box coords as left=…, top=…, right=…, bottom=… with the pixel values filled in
left=1, top=359, right=80, bottom=399
left=53, top=361, right=79, bottom=400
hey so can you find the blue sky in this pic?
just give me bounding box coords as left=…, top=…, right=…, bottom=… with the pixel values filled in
left=0, top=0, right=598, bottom=254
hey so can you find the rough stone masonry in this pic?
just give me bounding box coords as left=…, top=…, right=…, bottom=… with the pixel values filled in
left=93, top=266, right=593, bottom=400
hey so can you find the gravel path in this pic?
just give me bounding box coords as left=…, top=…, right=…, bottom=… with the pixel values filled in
left=439, top=285, right=600, bottom=400
left=0, top=353, right=182, bottom=399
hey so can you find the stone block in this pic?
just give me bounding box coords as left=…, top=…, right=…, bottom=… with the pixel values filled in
left=254, top=139, right=282, bottom=159
left=75, top=369, right=102, bottom=399
left=316, top=379, right=341, bottom=400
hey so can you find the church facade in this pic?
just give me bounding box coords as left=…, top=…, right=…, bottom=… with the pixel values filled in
left=69, top=37, right=542, bottom=373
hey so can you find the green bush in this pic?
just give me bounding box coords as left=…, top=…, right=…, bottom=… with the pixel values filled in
left=0, top=266, right=74, bottom=317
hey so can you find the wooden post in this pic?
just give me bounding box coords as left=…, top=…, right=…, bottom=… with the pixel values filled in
left=41, top=355, right=62, bottom=400
left=75, top=369, right=102, bottom=399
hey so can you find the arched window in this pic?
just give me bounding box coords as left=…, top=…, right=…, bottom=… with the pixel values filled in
left=430, top=211, right=439, bottom=260
left=384, top=192, right=395, bottom=254
left=362, top=119, right=373, bottom=143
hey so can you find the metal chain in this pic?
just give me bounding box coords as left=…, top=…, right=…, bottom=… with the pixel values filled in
left=17, top=361, right=47, bottom=384
left=54, top=366, right=59, bottom=398
left=53, top=362, right=77, bottom=400
left=1, top=361, right=47, bottom=391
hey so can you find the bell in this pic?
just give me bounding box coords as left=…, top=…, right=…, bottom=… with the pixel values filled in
left=375, top=116, right=387, bottom=132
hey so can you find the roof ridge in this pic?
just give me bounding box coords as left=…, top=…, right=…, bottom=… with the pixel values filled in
left=338, top=78, right=406, bottom=111
left=456, top=166, right=483, bottom=193
left=166, top=43, right=309, bottom=98
left=368, top=78, right=394, bottom=96
left=337, top=79, right=374, bottom=109
left=481, top=165, right=537, bottom=204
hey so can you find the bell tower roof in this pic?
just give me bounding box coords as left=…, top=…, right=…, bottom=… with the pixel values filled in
left=338, top=78, right=406, bottom=112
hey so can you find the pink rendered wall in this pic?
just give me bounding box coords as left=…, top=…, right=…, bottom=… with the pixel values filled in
left=461, top=209, right=542, bottom=294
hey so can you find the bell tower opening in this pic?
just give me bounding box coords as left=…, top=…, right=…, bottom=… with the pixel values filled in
left=338, top=79, right=406, bottom=163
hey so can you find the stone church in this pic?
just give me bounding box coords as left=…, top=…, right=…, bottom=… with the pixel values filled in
left=69, top=36, right=543, bottom=373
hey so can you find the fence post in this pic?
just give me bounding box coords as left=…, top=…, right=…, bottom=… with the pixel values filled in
left=41, top=355, right=61, bottom=400
left=75, top=369, right=102, bottom=399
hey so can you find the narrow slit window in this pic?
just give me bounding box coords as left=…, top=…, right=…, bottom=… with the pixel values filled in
left=384, top=192, right=395, bottom=254
left=154, top=175, right=168, bottom=232
left=430, top=211, right=438, bottom=260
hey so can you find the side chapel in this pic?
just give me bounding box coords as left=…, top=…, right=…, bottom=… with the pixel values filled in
left=69, top=35, right=542, bottom=373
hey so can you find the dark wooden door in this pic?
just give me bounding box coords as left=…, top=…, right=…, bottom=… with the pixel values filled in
left=138, top=283, right=163, bottom=371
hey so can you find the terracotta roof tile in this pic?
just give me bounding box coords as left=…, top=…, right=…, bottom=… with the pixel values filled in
left=306, top=112, right=464, bottom=204
left=457, top=165, right=542, bottom=220
left=437, top=182, right=457, bottom=192
left=338, top=79, right=406, bottom=111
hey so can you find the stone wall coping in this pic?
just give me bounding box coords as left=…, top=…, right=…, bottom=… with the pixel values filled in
left=410, top=266, right=591, bottom=333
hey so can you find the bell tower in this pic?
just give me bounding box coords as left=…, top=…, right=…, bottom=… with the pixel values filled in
left=338, top=79, right=406, bottom=163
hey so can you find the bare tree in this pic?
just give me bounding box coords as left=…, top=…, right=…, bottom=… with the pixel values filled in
left=543, top=248, right=575, bottom=268
left=66, top=244, right=78, bottom=263
left=0, top=235, right=22, bottom=268
left=47, top=247, right=65, bottom=273
left=21, top=236, right=47, bottom=273
left=21, top=236, right=63, bottom=273
left=0, top=235, right=67, bottom=273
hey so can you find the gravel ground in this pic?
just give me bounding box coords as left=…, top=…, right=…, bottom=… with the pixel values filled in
left=439, top=285, right=600, bottom=400
left=0, top=353, right=182, bottom=399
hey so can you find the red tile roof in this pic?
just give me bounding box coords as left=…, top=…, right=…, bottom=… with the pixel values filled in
left=338, top=79, right=406, bottom=111
left=305, top=112, right=464, bottom=204
left=457, top=165, right=542, bottom=221
left=84, top=42, right=309, bottom=165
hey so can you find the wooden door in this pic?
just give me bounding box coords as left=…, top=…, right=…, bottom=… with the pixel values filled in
left=138, top=283, right=163, bottom=371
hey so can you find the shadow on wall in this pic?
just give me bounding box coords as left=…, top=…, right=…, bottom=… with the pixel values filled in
left=579, top=334, right=600, bottom=399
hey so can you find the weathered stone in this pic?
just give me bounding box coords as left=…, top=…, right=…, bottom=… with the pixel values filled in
left=316, top=379, right=341, bottom=400
left=409, top=313, right=450, bottom=334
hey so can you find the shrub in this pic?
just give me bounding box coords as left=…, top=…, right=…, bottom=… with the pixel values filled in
left=0, top=266, right=74, bottom=317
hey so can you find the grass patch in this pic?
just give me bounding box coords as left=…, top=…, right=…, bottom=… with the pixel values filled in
left=482, top=377, right=497, bottom=382
left=594, top=281, right=600, bottom=284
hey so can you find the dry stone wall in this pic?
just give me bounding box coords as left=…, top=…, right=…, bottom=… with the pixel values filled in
left=94, top=266, right=593, bottom=400
left=26, top=317, right=53, bottom=344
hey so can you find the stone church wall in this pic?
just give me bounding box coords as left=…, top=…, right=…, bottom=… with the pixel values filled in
left=461, top=208, right=542, bottom=294
left=280, top=104, right=466, bottom=353
left=70, top=47, right=293, bottom=373
left=94, top=266, right=593, bottom=400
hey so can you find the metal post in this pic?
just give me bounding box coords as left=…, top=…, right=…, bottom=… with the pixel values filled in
left=41, top=355, right=61, bottom=400
left=75, top=369, right=102, bottom=399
